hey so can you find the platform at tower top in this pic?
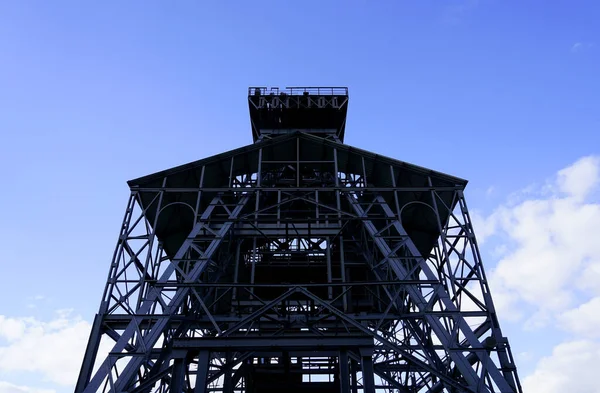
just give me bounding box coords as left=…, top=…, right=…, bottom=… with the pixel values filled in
left=248, top=86, right=349, bottom=143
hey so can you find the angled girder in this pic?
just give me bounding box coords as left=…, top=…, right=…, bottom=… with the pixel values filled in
left=76, top=122, right=521, bottom=393
left=346, top=193, right=518, bottom=392
left=79, top=194, right=250, bottom=393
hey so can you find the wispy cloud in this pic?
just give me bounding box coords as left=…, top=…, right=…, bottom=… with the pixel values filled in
left=483, top=156, right=600, bottom=316
left=476, top=155, right=600, bottom=392
left=571, top=42, right=594, bottom=53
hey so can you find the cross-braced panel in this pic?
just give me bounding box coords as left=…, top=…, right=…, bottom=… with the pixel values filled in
left=76, top=133, right=521, bottom=393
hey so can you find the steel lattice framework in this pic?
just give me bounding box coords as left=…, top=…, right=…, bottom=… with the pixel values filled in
left=75, top=87, right=522, bottom=393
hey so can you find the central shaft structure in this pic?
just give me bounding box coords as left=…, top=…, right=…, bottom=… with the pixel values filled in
left=75, top=87, right=522, bottom=393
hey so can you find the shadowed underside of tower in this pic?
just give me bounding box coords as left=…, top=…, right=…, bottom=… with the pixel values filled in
left=75, top=87, right=522, bottom=393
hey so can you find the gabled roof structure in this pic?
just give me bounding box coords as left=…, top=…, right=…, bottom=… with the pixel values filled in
left=129, top=132, right=467, bottom=261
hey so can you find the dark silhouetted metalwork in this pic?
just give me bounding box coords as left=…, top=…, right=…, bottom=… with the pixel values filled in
left=76, top=87, right=522, bottom=393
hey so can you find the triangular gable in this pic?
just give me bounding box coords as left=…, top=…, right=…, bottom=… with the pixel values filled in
left=128, top=133, right=468, bottom=259
left=128, top=132, right=468, bottom=189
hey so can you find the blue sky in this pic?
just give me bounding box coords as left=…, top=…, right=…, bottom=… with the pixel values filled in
left=0, top=1, right=599, bottom=392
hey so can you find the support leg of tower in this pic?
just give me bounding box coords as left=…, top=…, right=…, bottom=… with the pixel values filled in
left=223, top=353, right=233, bottom=393
left=360, top=348, right=375, bottom=393
left=339, top=350, right=350, bottom=393
left=170, top=358, right=186, bottom=393
left=195, top=351, right=210, bottom=393
left=350, top=360, right=358, bottom=393
left=75, top=314, right=103, bottom=392
left=346, top=194, right=516, bottom=392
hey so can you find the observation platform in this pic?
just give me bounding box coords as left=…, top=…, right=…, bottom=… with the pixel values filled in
left=248, top=87, right=349, bottom=143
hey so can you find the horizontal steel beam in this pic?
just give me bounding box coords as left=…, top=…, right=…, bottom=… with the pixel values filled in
left=173, top=336, right=374, bottom=350
left=216, top=224, right=342, bottom=237
left=130, top=186, right=464, bottom=192
left=102, top=310, right=488, bottom=327
left=152, top=280, right=439, bottom=288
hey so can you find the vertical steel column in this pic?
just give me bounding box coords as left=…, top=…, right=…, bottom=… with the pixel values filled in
left=194, top=166, right=206, bottom=216
left=170, top=358, right=186, bottom=393
left=339, top=236, right=348, bottom=312
left=350, top=359, right=358, bottom=393
left=389, top=166, right=402, bottom=218
left=316, top=190, right=320, bottom=225
left=229, top=157, right=235, bottom=188
left=232, top=240, right=242, bottom=304
left=257, top=148, right=262, bottom=187
left=194, top=351, right=210, bottom=393
left=334, top=148, right=341, bottom=227
left=339, top=351, right=350, bottom=393
left=223, top=353, right=233, bottom=393
left=137, top=178, right=167, bottom=311
left=296, top=137, right=300, bottom=187
left=326, top=236, right=333, bottom=299
left=250, top=238, right=258, bottom=298
left=250, top=150, right=261, bottom=299
left=277, top=190, right=281, bottom=225
left=361, top=157, right=368, bottom=187
left=360, top=348, right=375, bottom=393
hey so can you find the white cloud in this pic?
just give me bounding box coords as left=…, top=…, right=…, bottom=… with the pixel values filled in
left=470, top=209, right=497, bottom=244
left=580, top=261, right=600, bottom=294
left=474, top=155, right=600, bottom=390
left=559, top=297, right=600, bottom=339
left=0, top=317, right=28, bottom=342
left=523, top=340, right=600, bottom=393
left=0, top=311, right=93, bottom=386
left=479, top=156, right=600, bottom=317
left=556, top=156, right=600, bottom=199
left=0, top=381, right=54, bottom=393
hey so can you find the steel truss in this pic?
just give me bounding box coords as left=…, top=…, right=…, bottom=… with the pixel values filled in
left=76, top=133, right=522, bottom=393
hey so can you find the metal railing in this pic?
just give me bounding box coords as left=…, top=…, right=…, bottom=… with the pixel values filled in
left=249, top=86, right=348, bottom=97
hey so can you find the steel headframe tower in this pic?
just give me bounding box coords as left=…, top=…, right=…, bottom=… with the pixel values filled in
left=76, top=87, right=522, bottom=393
